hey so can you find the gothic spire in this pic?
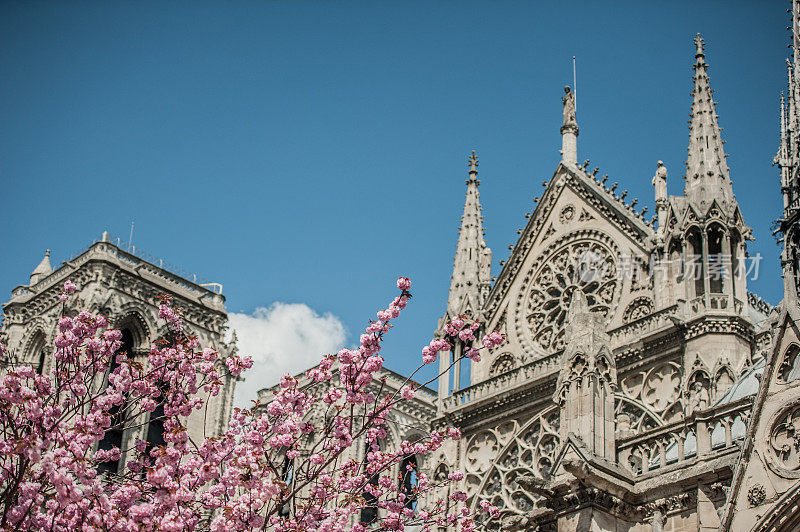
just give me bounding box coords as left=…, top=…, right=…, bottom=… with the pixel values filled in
left=684, top=34, right=734, bottom=215
left=30, top=249, right=52, bottom=285
left=444, top=151, right=492, bottom=318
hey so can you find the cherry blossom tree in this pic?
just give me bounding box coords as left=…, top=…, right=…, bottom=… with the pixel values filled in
left=0, top=278, right=501, bottom=531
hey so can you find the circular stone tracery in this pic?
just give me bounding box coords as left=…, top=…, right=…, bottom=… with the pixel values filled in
left=473, top=407, right=560, bottom=527
left=520, top=235, right=619, bottom=354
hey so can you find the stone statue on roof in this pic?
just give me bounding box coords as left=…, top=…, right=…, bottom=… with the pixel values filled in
left=562, top=86, right=577, bottom=127
left=652, top=161, right=668, bottom=204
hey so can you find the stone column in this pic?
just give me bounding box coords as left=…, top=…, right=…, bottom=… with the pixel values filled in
left=437, top=347, right=450, bottom=408
left=702, top=229, right=711, bottom=305
left=452, top=343, right=462, bottom=393
left=721, top=230, right=734, bottom=309
left=561, top=124, right=579, bottom=167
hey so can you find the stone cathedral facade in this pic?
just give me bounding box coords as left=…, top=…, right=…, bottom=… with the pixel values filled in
left=4, top=6, right=800, bottom=532
left=425, top=16, right=800, bottom=532
left=1, top=234, right=238, bottom=474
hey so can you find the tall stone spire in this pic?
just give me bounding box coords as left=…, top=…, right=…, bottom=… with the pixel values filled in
left=29, top=249, right=52, bottom=286
left=444, top=151, right=492, bottom=319
left=684, top=34, right=734, bottom=215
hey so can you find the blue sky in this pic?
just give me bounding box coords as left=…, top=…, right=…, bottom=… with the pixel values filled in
left=0, top=1, right=788, bottom=402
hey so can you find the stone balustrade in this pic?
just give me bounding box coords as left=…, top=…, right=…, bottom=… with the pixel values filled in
left=19, top=241, right=224, bottom=305
left=607, top=305, right=678, bottom=347
left=440, top=352, right=561, bottom=411
left=617, top=396, right=751, bottom=476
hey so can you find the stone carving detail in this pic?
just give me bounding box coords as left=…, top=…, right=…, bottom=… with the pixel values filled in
left=578, top=208, right=594, bottom=222
left=562, top=86, right=576, bottom=127
left=747, top=484, right=766, bottom=507
left=520, top=235, right=618, bottom=354
left=623, top=297, right=654, bottom=323
left=473, top=407, right=560, bottom=524
left=642, top=363, right=683, bottom=414
left=615, top=394, right=663, bottom=434
left=767, top=401, right=800, bottom=477
left=778, top=344, right=800, bottom=383
left=619, top=361, right=683, bottom=422
left=466, top=431, right=500, bottom=474
left=490, top=353, right=516, bottom=376
left=714, top=366, right=736, bottom=399
left=558, top=205, right=575, bottom=224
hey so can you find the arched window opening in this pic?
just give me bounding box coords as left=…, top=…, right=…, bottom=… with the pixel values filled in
left=145, top=386, right=167, bottom=452
left=399, top=454, right=418, bottom=511
left=686, top=229, right=705, bottom=297
left=779, top=344, right=800, bottom=383
left=27, top=331, right=47, bottom=375
left=97, top=327, right=135, bottom=476
left=707, top=226, right=725, bottom=294
left=278, top=455, right=294, bottom=518
left=714, top=368, right=736, bottom=400
left=669, top=240, right=683, bottom=279
left=360, top=445, right=380, bottom=525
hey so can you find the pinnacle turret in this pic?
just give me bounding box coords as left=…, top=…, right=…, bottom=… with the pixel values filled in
left=30, top=249, right=52, bottom=286
left=444, top=151, right=492, bottom=319
left=684, top=34, right=735, bottom=215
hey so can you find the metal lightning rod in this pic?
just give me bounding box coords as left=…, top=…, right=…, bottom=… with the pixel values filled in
left=573, top=56, right=577, bottom=113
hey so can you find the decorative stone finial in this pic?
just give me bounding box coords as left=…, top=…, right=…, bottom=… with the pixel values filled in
left=468, top=150, right=479, bottom=174
left=695, top=33, right=705, bottom=58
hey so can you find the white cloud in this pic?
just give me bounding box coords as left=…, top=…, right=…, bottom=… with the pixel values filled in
left=227, top=303, right=347, bottom=408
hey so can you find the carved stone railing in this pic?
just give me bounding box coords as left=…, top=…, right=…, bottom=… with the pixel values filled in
left=747, top=292, right=773, bottom=316
left=685, top=295, right=742, bottom=316
left=16, top=241, right=223, bottom=305
left=607, top=305, right=678, bottom=348
left=617, top=396, right=751, bottom=476
left=440, top=352, right=561, bottom=411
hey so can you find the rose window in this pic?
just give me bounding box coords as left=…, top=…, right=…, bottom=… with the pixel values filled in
left=523, top=238, right=618, bottom=353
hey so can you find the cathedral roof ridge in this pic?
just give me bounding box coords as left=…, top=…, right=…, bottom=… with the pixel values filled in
left=572, top=161, right=656, bottom=230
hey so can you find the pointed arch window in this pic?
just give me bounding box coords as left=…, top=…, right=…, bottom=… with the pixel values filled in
left=278, top=454, right=294, bottom=517
left=398, top=454, right=418, bottom=510
left=97, top=327, right=135, bottom=476
left=360, top=444, right=380, bottom=525
left=27, top=331, right=47, bottom=375
left=707, top=225, right=726, bottom=294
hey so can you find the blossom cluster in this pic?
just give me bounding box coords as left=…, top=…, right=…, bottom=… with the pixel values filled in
left=0, top=278, right=503, bottom=531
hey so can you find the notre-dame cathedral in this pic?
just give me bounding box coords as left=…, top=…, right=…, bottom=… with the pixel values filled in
left=5, top=4, right=800, bottom=531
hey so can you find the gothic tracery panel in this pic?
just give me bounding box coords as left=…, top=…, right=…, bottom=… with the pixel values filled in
left=471, top=408, right=560, bottom=526
left=489, top=353, right=516, bottom=376
left=620, top=362, right=683, bottom=423
left=623, top=296, right=654, bottom=323
left=766, top=401, right=800, bottom=478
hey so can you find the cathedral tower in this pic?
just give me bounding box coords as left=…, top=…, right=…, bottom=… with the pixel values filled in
left=1, top=234, right=238, bottom=474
